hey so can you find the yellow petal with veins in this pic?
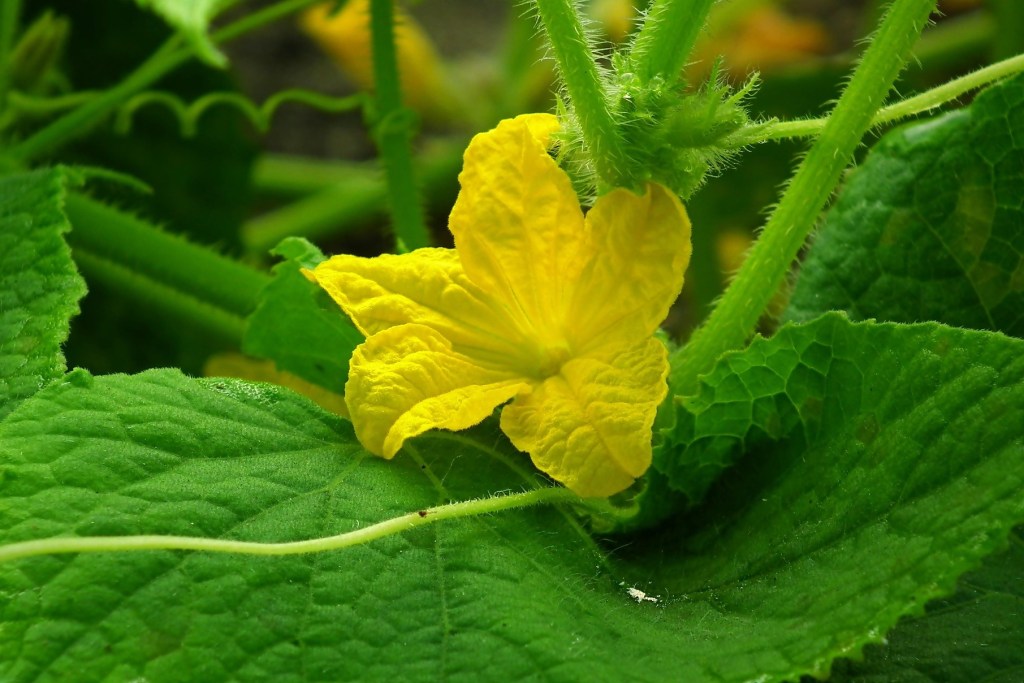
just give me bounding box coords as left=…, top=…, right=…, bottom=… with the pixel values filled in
left=569, top=182, right=692, bottom=356
left=449, top=114, right=584, bottom=338
left=347, top=324, right=532, bottom=457
left=310, top=247, right=529, bottom=365
left=500, top=338, right=669, bottom=497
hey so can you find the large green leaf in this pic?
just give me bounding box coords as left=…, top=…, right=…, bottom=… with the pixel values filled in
left=243, top=238, right=363, bottom=393
left=785, top=72, right=1024, bottom=335
left=0, top=168, right=86, bottom=420
left=2, top=312, right=1022, bottom=681
left=782, top=74, right=1024, bottom=683
left=821, top=527, right=1024, bottom=683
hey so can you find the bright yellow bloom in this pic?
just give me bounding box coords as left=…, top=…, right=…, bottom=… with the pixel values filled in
left=310, top=114, right=692, bottom=497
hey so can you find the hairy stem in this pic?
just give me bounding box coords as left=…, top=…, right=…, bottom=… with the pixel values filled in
left=627, top=0, right=715, bottom=84
left=670, top=0, right=938, bottom=395
left=65, top=194, right=270, bottom=330
left=535, top=0, right=627, bottom=188
left=370, top=0, right=430, bottom=250
left=71, top=249, right=248, bottom=344
left=740, top=52, right=1024, bottom=143
left=0, top=488, right=578, bottom=563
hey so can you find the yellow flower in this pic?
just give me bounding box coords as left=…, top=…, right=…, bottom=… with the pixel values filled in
left=309, top=114, right=692, bottom=497
left=300, top=1, right=455, bottom=122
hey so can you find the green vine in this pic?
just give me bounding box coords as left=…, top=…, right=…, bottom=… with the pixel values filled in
left=2, top=0, right=328, bottom=166
left=627, top=0, right=715, bottom=85
left=535, top=0, right=628, bottom=191
left=0, top=487, right=579, bottom=563
left=368, top=0, right=430, bottom=251
left=669, top=0, right=940, bottom=395
left=64, top=193, right=270, bottom=344
left=113, top=88, right=367, bottom=137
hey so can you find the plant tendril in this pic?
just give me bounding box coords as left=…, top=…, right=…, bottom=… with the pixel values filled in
left=0, top=487, right=580, bottom=564
left=113, top=88, right=368, bottom=137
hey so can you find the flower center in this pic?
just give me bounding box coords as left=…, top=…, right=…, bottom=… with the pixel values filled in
left=535, top=340, right=572, bottom=379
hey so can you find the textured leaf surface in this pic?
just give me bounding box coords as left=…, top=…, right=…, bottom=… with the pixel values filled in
left=653, top=314, right=1023, bottom=680
left=821, top=527, right=1024, bottom=683
left=133, top=0, right=230, bottom=66
left=243, top=238, right=363, bottom=394
left=0, top=168, right=85, bottom=420
left=784, top=75, right=1024, bottom=683
left=785, top=72, right=1024, bottom=335
left=2, top=312, right=1022, bottom=681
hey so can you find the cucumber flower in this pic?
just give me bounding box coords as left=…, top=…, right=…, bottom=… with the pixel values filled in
left=300, top=1, right=456, bottom=123
left=309, top=114, right=692, bottom=497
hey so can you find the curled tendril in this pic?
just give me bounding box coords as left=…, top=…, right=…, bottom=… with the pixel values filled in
left=113, top=88, right=368, bottom=137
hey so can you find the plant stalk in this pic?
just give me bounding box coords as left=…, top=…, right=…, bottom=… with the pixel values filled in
left=627, top=0, right=715, bottom=84
left=65, top=194, right=270, bottom=326
left=245, top=141, right=464, bottom=254
left=369, top=0, right=430, bottom=250
left=6, top=38, right=187, bottom=163
left=0, top=488, right=578, bottom=563
left=5, top=0, right=326, bottom=165
left=534, top=0, right=627, bottom=188
left=741, top=52, right=1024, bottom=144
left=669, top=0, right=939, bottom=395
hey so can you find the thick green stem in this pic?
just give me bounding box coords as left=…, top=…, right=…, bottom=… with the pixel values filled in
left=65, top=194, right=270, bottom=328
left=245, top=176, right=386, bottom=254
left=627, top=0, right=715, bottom=84
left=252, top=155, right=382, bottom=196
left=0, top=0, right=21, bottom=112
left=245, top=141, right=463, bottom=253
left=71, top=249, right=247, bottom=344
left=369, top=0, right=429, bottom=250
left=670, top=0, right=938, bottom=395
left=535, top=0, right=626, bottom=188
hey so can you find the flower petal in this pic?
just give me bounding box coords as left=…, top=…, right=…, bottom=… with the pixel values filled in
left=569, top=182, right=692, bottom=354
left=310, top=247, right=527, bottom=364
left=448, top=114, right=585, bottom=338
left=346, top=325, right=531, bottom=458
left=499, top=338, right=669, bottom=497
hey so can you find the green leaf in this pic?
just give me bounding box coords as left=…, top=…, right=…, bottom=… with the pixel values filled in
left=0, top=168, right=86, bottom=420
left=132, top=0, right=230, bottom=67
left=647, top=315, right=1024, bottom=679
left=819, top=527, right=1024, bottom=683
left=785, top=72, right=1024, bottom=336
left=3, top=311, right=1023, bottom=681
left=243, top=238, right=363, bottom=394
left=783, top=74, right=1024, bottom=683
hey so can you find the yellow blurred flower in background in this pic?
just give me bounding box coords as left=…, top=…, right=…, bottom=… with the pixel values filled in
left=301, top=0, right=457, bottom=122
left=690, top=0, right=830, bottom=79
left=205, top=353, right=350, bottom=418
